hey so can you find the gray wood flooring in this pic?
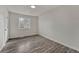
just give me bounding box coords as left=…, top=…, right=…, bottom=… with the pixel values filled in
left=0, top=35, right=79, bottom=53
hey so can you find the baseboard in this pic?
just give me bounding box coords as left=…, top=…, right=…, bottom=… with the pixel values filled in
left=9, top=34, right=38, bottom=40
left=6, top=33, right=79, bottom=51
left=0, top=41, right=7, bottom=51
left=39, top=33, right=79, bottom=51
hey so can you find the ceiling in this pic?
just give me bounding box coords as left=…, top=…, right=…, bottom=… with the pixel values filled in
left=0, top=5, right=60, bottom=16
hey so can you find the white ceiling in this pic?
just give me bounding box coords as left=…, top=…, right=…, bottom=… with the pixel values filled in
left=0, top=5, right=60, bottom=16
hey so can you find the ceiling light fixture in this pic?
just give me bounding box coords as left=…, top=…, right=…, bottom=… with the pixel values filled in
left=30, top=5, right=36, bottom=8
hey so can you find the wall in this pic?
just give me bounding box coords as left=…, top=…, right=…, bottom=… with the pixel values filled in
left=0, top=6, right=9, bottom=51
left=39, top=6, right=79, bottom=51
left=9, top=12, right=38, bottom=38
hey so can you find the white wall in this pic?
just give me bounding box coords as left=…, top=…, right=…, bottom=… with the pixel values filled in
left=9, top=12, right=38, bottom=38
left=0, top=15, right=5, bottom=51
left=39, top=6, right=79, bottom=51
left=0, top=7, right=9, bottom=51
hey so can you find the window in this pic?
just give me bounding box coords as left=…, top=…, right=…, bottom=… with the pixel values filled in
left=18, top=17, right=31, bottom=29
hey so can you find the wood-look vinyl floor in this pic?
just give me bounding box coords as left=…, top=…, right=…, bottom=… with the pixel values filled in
left=0, top=35, right=79, bottom=53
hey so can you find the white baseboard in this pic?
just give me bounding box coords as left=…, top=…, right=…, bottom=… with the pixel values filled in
left=39, top=33, right=79, bottom=51
left=0, top=42, right=6, bottom=51
left=9, top=33, right=38, bottom=39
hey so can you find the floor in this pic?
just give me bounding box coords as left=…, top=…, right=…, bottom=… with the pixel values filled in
left=0, top=35, right=79, bottom=53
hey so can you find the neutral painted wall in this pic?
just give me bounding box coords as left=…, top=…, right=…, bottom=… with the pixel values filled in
left=9, top=12, right=38, bottom=38
left=0, top=15, right=5, bottom=51
left=0, top=7, right=9, bottom=50
left=39, top=6, right=79, bottom=51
